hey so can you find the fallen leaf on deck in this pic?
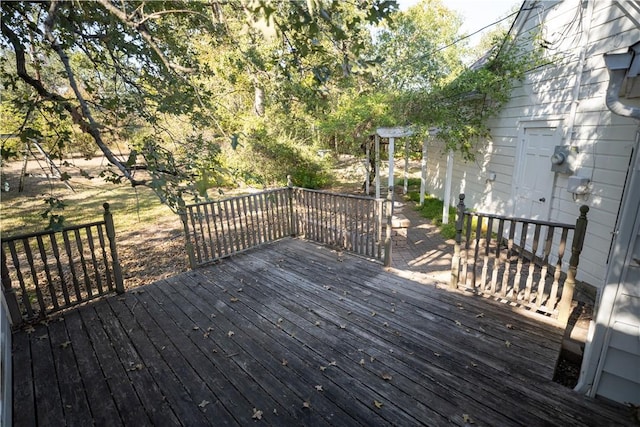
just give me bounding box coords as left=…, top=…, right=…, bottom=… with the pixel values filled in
left=323, top=285, right=331, bottom=290
left=505, top=340, right=511, bottom=348
left=193, top=326, right=200, bottom=330
left=315, top=321, right=320, bottom=326
left=24, top=325, right=36, bottom=334
left=127, top=363, right=144, bottom=371
left=455, top=320, right=462, bottom=326
left=328, top=361, right=337, bottom=367
left=281, top=359, right=288, bottom=366
left=37, top=334, right=48, bottom=340
left=462, top=413, right=474, bottom=424
left=315, top=385, right=323, bottom=392
left=391, top=308, right=395, bottom=313
left=475, top=313, right=484, bottom=318
left=359, top=358, right=365, bottom=366
left=198, top=400, right=210, bottom=408
left=434, top=352, right=441, bottom=357
left=506, top=323, right=514, bottom=329
left=252, top=408, right=263, bottom=420
left=374, top=400, right=384, bottom=409
left=237, top=288, right=243, bottom=292
left=381, top=373, right=392, bottom=381
left=339, top=324, right=346, bottom=329
left=370, top=356, right=375, bottom=362
left=383, top=322, right=389, bottom=327
left=227, top=331, right=235, bottom=337
left=203, top=332, right=210, bottom=338
left=230, top=297, right=239, bottom=302
left=319, top=366, right=327, bottom=371
left=277, top=318, right=283, bottom=324
left=371, top=311, right=377, bottom=317
left=59, top=340, right=72, bottom=349
left=302, top=401, right=311, bottom=409
left=471, top=362, right=478, bottom=367
left=207, top=327, right=214, bottom=331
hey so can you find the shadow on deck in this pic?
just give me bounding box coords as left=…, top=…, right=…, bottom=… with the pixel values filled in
left=12, top=239, right=633, bottom=426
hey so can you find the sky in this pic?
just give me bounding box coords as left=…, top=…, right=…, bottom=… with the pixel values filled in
left=399, top=0, right=522, bottom=46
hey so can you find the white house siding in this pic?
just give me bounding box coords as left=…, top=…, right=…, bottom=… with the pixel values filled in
left=421, top=0, right=640, bottom=289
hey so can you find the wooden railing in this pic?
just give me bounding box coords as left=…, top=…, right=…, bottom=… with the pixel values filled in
left=1, top=203, right=124, bottom=326
left=181, top=185, right=386, bottom=268
left=450, top=194, right=588, bottom=324
left=180, top=188, right=292, bottom=267
left=293, top=188, right=384, bottom=260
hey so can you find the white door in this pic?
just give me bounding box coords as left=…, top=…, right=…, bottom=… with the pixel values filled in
left=513, top=126, right=556, bottom=221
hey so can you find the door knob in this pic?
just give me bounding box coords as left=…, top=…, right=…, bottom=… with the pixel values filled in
left=539, top=197, right=546, bottom=202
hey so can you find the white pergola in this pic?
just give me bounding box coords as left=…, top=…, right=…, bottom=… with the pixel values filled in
left=365, top=126, right=453, bottom=225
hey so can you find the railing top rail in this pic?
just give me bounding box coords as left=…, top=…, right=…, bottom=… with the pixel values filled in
left=466, top=210, right=575, bottom=230
left=184, top=187, right=289, bottom=209
left=293, top=187, right=383, bottom=202
left=1, top=220, right=107, bottom=243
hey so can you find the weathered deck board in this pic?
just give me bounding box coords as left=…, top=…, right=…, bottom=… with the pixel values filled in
left=13, top=239, right=634, bottom=426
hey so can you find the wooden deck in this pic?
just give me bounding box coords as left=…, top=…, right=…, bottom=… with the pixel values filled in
left=13, top=239, right=633, bottom=426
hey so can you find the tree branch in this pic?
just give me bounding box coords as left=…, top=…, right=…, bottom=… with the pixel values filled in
left=96, top=0, right=196, bottom=74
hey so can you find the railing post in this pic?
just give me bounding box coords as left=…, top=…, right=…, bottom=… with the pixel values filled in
left=179, top=208, right=197, bottom=269
left=450, top=193, right=466, bottom=289
left=103, top=203, right=124, bottom=294
left=383, top=186, right=394, bottom=268
left=1, top=246, right=23, bottom=326
left=287, top=175, right=296, bottom=237
left=557, top=205, right=589, bottom=324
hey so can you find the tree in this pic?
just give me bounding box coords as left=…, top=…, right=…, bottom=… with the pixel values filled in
left=1, top=0, right=397, bottom=217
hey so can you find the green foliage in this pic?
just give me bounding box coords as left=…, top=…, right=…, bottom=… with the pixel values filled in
left=1, top=0, right=396, bottom=226
left=406, top=191, right=457, bottom=239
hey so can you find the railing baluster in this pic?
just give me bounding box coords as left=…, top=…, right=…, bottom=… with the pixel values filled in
left=74, top=228, right=93, bottom=299
left=535, top=226, right=555, bottom=312
left=549, top=228, right=568, bottom=310
left=62, top=230, right=82, bottom=303
left=1, top=246, right=22, bottom=325
left=7, top=240, right=33, bottom=318
left=501, top=220, right=516, bottom=298
left=513, top=222, right=528, bottom=300
left=23, top=238, right=47, bottom=315
left=96, top=224, right=114, bottom=293
left=50, top=234, right=71, bottom=303
left=524, top=224, right=541, bottom=303
left=480, top=216, right=492, bottom=290
left=84, top=227, right=104, bottom=295
left=490, top=218, right=504, bottom=294
left=36, top=235, right=58, bottom=310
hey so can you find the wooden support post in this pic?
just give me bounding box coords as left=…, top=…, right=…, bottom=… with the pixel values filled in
left=443, top=149, right=454, bottom=224
left=451, top=194, right=466, bottom=289
left=420, top=138, right=427, bottom=206
left=103, top=203, right=124, bottom=294
left=365, top=143, right=371, bottom=196
left=375, top=134, right=381, bottom=199
left=1, top=246, right=23, bottom=326
left=558, top=205, right=589, bottom=324
left=383, top=186, right=394, bottom=268
left=403, top=138, right=409, bottom=195
left=179, top=208, right=197, bottom=269
left=287, top=175, right=296, bottom=237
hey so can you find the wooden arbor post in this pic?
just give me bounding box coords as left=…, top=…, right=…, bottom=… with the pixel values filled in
left=557, top=205, right=589, bottom=324
left=450, top=194, right=466, bottom=289
left=103, top=203, right=125, bottom=294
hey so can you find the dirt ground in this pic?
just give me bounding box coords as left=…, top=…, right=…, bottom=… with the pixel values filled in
left=1, top=155, right=189, bottom=289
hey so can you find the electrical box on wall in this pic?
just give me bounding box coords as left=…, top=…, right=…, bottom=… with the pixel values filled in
left=567, top=176, right=590, bottom=195
left=550, top=145, right=576, bottom=174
